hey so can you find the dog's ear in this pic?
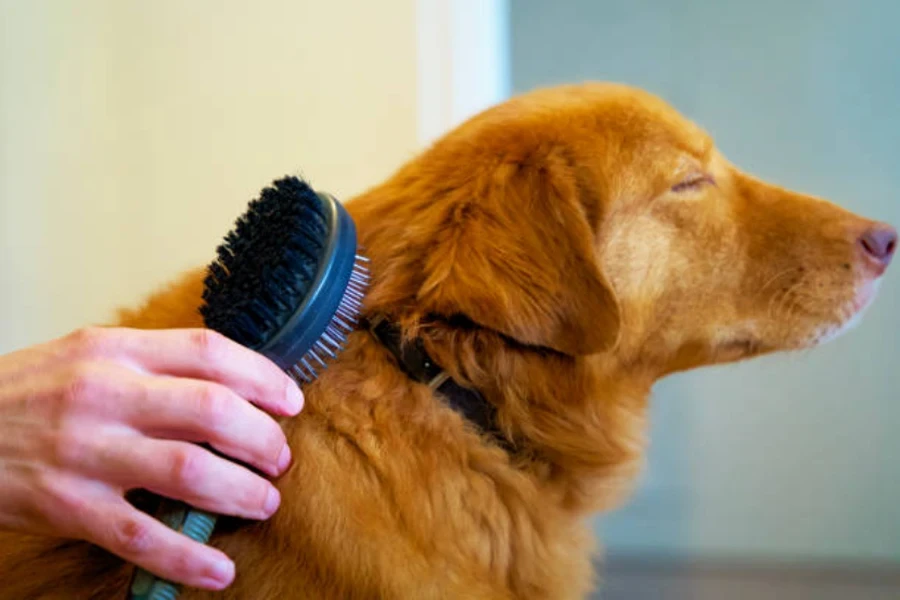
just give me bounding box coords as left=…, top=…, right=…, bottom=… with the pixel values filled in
left=417, top=153, right=620, bottom=355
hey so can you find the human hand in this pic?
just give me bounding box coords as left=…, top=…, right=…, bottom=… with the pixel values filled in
left=0, top=327, right=303, bottom=590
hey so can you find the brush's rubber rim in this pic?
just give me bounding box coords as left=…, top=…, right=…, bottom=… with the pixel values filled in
left=257, top=192, right=357, bottom=371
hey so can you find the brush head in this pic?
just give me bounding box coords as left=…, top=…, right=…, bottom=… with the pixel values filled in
left=200, top=175, right=369, bottom=380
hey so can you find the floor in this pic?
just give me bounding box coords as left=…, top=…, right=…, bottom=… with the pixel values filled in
left=594, top=557, right=900, bottom=600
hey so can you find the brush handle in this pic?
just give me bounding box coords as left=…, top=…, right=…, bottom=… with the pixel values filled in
left=127, top=502, right=218, bottom=600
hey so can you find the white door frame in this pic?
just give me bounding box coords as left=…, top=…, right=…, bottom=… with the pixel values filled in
left=416, top=0, right=510, bottom=146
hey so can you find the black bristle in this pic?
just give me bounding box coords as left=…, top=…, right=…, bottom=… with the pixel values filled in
left=200, top=176, right=328, bottom=349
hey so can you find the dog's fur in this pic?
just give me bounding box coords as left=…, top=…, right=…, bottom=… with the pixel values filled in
left=0, top=83, right=893, bottom=599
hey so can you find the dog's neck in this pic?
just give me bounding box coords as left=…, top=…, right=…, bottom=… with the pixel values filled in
left=365, top=315, right=516, bottom=453
left=369, top=313, right=654, bottom=513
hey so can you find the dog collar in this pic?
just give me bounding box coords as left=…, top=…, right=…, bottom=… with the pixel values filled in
left=366, top=315, right=514, bottom=453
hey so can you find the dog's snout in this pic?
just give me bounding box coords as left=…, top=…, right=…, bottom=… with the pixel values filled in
left=858, top=223, right=897, bottom=272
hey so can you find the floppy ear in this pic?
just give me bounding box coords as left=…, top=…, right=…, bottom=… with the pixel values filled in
left=417, top=153, right=620, bottom=356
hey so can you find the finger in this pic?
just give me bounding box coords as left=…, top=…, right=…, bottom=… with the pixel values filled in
left=136, top=376, right=292, bottom=478
left=50, top=363, right=290, bottom=477
left=85, top=496, right=236, bottom=590
left=37, top=474, right=235, bottom=590
left=61, top=432, right=281, bottom=521
left=67, top=327, right=303, bottom=416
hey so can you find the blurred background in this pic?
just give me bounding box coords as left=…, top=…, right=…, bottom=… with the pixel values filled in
left=2, top=1, right=897, bottom=598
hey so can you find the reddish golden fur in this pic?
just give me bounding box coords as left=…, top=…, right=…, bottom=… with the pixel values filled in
left=0, top=83, right=892, bottom=598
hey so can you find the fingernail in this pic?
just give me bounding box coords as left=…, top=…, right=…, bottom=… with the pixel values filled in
left=264, top=485, right=281, bottom=517
left=285, top=382, right=304, bottom=415
left=207, top=557, right=235, bottom=587
left=276, top=443, right=292, bottom=472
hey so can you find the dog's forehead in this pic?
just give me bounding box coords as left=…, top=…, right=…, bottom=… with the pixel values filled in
left=458, top=84, right=713, bottom=169
left=594, top=89, right=713, bottom=160
left=510, top=84, right=715, bottom=167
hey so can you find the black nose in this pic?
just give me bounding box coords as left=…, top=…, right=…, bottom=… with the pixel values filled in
left=859, top=223, right=897, bottom=269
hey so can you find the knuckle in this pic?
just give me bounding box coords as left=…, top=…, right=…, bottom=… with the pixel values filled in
left=49, top=479, right=89, bottom=517
left=112, top=516, right=155, bottom=556
left=169, top=446, right=205, bottom=489
left=193, top=384, right=229, bottom=431
left=189, top=329, right=226, bottom=361
left=58, top=363, right=101, bottom=411
left=49, top=425, right=89, bottom=468
left=66, top=327, right=110, bottom=358
left=29, top=469, right=71, bottom=513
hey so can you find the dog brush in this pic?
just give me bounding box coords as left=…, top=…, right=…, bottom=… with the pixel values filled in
left=128, top=175, right=369, bottom=600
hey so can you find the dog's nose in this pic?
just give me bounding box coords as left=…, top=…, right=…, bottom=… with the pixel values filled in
left=858, top=223, right=897, bottom=270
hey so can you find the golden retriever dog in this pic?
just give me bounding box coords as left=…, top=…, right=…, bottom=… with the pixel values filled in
left=0, top=83, right=895, bottom=599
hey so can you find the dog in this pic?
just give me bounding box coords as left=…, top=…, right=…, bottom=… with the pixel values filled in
left=0, top=83, right=895, bottom=599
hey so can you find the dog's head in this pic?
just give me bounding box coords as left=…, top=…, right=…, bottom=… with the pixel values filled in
left=358, top=83, right=895, bottom=377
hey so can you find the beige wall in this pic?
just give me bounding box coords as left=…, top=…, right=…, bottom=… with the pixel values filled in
left=0, top=0, right=420, bottom=352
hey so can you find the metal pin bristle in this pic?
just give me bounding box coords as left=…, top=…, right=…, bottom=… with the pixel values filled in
left=310, top=350, right=327, bottom=367
left=286, top=253, right=370, bottom=387
left=321, top=332, right=341, bottom=349
left=291, top=365, right=311, bottom=383
left=300, top=357, right=318, bottom=379
left=316, top=340, right=337, bottom=359
left=332, top=318, right=353, bottom=332
left=336, top=304, right=358, bottom=317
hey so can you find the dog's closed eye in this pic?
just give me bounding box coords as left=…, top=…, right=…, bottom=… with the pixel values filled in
left=671, top=173, right=715, bottom=193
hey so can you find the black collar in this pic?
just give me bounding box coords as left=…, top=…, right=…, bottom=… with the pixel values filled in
left=366, top=315, right=514, bottom=452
